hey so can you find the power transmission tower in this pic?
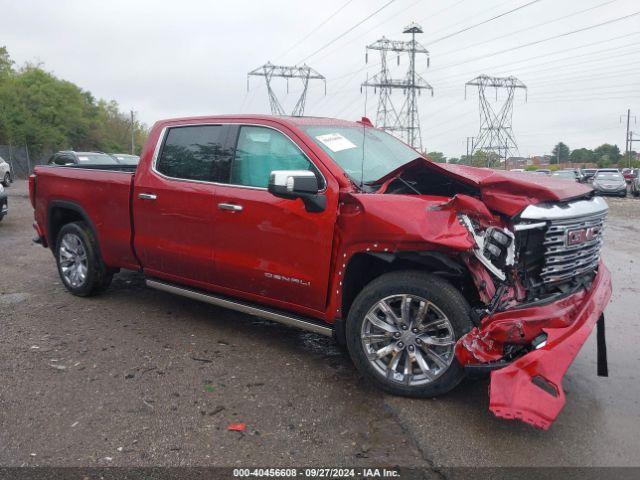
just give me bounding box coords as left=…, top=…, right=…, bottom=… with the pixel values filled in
left=465, top=75, right=527, bottom=167
left=361, top=22, right=433, bottom=151
left=247, top=62, right=326, bottom=116
left=620, top=109, right=637, bottom=168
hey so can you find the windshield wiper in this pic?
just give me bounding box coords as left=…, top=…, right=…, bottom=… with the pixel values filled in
left=397, top=176, right=421, bottom=194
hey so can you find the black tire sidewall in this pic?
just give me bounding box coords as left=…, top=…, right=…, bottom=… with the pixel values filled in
left=2, top=173, right=9, bottom=187
left=55, top=222, right=106, bottom=296
left=346, top=270, right=472, bottom=398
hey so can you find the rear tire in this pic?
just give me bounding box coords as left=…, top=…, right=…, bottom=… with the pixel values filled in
left=55, top=222, right=112, bottom=296
left=346, top=270, right=472, bottom=398
left=2, top=173, right=9, bottom=187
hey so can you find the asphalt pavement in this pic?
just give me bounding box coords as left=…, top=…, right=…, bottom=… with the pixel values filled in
left=1, top=181, right=639, bottom=468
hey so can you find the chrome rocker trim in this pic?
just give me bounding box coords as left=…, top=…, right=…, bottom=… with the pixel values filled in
left=146, top=279, right=333, bottom=336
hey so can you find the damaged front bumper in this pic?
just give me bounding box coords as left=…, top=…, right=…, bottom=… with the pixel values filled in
left=455, top=261, right=612, bottom=430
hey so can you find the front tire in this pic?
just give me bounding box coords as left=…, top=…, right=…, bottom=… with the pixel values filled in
left=346, top=271, right=472, bottom=398
left=55, top=222, right=112, bottom=296
left=2, top=173, right=9, bottom=187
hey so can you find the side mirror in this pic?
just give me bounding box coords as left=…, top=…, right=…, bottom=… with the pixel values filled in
left=268, top=170, right=326, bottom=213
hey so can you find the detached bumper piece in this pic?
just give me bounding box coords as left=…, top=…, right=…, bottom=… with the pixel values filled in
left=456, top=262, right=612, bottom=430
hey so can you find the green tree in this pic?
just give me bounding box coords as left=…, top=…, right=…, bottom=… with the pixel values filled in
left=426, top=151, right=446, bottom=163
left=569, top=148, right=594, bottom=164
left=594, top=144, right=621, bottom=165
left=551, top=142, right=570, bottom=164
left=0, top=46, right=13, bottom=76
left=471, top=150, right=501, bottom=168
left=0, top=46, right=148, bottom=159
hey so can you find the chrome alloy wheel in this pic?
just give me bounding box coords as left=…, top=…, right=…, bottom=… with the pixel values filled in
left=361, top=294, right=456, bottom=386
left=59, top=233, right=88, bottom=288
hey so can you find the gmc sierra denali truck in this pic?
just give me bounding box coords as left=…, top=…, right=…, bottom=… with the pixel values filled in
left=29, top=115, right=612, bottom=429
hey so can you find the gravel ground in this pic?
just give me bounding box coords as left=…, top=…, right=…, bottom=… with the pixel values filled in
left=1, top=181, right=639, bottom=469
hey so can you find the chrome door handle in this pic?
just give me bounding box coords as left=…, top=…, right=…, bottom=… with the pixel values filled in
left=218, top=202, right=243, bottom=212
left=138, top=193, right=157, bottom=200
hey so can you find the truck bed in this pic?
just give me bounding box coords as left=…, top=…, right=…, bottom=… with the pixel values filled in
left=32, top=165, right=139, bottom=270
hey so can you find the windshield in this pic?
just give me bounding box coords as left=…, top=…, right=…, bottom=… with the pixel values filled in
left=595, top=172, right=623, bottom=180
left=77, top=153, right=119, bottom=165
left=301, top=125, right=419, bottom=185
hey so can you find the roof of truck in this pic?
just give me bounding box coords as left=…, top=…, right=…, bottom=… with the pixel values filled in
left=155, top=114, right=368, bottom=129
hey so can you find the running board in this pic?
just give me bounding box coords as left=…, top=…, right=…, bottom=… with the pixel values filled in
left=145, top=279, right=333, bottom=337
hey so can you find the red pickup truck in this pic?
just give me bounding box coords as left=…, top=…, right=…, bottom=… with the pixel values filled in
left=29, top=115, right=611, bottom=429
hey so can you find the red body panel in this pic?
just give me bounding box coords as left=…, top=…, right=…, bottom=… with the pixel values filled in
left=29, top=114, right=610, bottom=430
left=32, top=166, right=138, bottom=270
left=133, top=166, right=217, bottom=285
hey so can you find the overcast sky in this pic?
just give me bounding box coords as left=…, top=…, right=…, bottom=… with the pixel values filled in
left=2, top=0, right=639, bottom=157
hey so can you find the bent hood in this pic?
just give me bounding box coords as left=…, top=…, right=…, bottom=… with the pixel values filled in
left=376, top=159, right=593, bottom=217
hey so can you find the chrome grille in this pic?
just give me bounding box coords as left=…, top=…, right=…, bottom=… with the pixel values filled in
left=540, top=213, right=606, bottom=284
left=517, top=196, right=609, bottom=286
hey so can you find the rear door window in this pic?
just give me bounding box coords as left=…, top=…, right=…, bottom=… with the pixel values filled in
left=156, top=125, right=231, bottom=182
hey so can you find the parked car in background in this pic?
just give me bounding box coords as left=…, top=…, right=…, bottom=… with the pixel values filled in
left=582, top=168, right=597, bottom=182
left=47, top=151, right=120, bottom=167
left=533, top=169, right=551, bottom=175
left=631, top=169, right=640, bottom=197
left=110, top=153, right=140, bottom=165
left=592, top=170, right=627, bottom=197
left=622, top=167, right=636, bottom=183
left=570, top=168, right=585, bottom=182
left=0, top=155, right=12, bottom=187
left=0, top=184, right=7, bottom=222
left=551, top=170, right=579, bottom=182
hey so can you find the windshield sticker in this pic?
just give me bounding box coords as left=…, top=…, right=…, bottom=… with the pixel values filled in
left=78, top=156, right=89, bottom=162
left=315, top=133, right=357, bottom=152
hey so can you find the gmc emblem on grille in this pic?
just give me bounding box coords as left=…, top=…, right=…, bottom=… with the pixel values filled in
left=566, top=226, right=600, bottom=246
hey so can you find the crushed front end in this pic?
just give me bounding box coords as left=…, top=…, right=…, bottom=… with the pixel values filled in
left=455, top=196, right=612, bottom=429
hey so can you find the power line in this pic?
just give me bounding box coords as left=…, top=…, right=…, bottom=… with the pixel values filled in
left=322, top=33, right=640, bottom=98
left=298, top=0, right=397, bottom=64
left=420, top=0, right=513, bottom=42
left=320, top=0, right=524, bottom=84
left=437, top=0, right=620, bottom=56
left=311, top=0, right=431, bottom=65
left=430, top=30, right=640, bottom=84
left=428, top=10, right=640, bottom=74
left=427, top=0, right=543, bottom=45
left=275, top=0, right=355, bottom=62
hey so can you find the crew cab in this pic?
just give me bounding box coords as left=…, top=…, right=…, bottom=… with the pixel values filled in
left=29, top=115, right=612, bottom=429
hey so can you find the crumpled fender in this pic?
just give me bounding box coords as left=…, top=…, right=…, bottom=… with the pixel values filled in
left=336, top=192, right=487, bottom=252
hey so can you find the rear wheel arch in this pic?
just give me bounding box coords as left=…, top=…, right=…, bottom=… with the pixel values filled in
left=47, top=201, right=97, bottom=251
